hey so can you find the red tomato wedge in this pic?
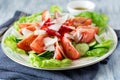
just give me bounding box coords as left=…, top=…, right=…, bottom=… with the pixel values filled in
left=61, top=37, right=80, bottom=60
left=72, top=17, right=87, bottom=27
left=80, top=28, right=96, bottom=43
left=77, top=26, right=99, bottom=34
left=30, top=34, right=47, bottom=54
left=17, top=34, right=38, bottom=51
left=18, top=23, right=32, bottom=29
left=54, top=42, right=63, bottom=60
left=42, top=10, right=51, bottom=22
left=83, top=19, right=92, bottom=25
left=26, top=25, right=36, bottom=31
left=18, top=23, right=39, bottom=33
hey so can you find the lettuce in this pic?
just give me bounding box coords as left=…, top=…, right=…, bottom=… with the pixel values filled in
left=29, top=53, right=72, bottom=68
left=4, top=35, right=26, bottom=54
left=76, top=12, right=108, bottom=33
left=86, top=48, right=108, bottom=57
left=50, top=5, right=62, bottom=13
left=85, top=40, right=112, bottom=57
left=93, top=40, right=112, bottom=49
left=13, top=12, right=42, bottom=30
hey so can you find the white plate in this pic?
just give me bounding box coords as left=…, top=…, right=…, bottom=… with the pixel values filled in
left=1, top=26, right=118, bottom=70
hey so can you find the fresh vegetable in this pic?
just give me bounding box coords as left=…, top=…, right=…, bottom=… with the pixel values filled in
left=86, top=48, right=108, bottom=57
left=88, top=40, right=97, bottom=47
left=17, top=34, right=37, bottom=51
left=76, top=12, right=108, bottom=33
left=75, top=43, right=89, bottom=56
left=54, top=42, right=63, bottom=60
left=29, top=53, right=71, bottom=68
left=30, top=34, right=47, bottom=53
left=42, top=10, right=51, bottom=22
left=4, top=8, right=113, bottom=68
left=38, top=51, right=53, bottom=59
left=50, top=5, right=62, bottom=13
left=62, top=37, right=80, bottom=60
left=93, top=40, right=112, bottom=49
left=4, top=35, right=26, bottom=54
left=13, top=12, right=42, bottom=30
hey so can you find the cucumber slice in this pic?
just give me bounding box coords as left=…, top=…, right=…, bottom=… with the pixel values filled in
left=75, top=43, right=89, bottom=56
left=88, top=40, right=97, bottom=47
left=38, top=51, right=53, bottom=59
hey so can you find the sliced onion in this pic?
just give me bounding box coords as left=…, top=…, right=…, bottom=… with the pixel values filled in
left=34, top=30, right=46, bottom=35
left=54, top=11, right=62, bottom=19
left=40, top=21, right=45, bottom=27
left=64, top=33, right=74, bottom=39
left=51, top=14, right=69, bottom=24
left=44, top=45, right=55, bottom=51
left=73, top=29, right=82, bottom=43
left=48, top=23, right=62, bottom=31
left=49, top=14, right=70, bottom=31
left=22, top=28, right=33, bottom=37
left=95, top=34, right=102, bottom=43
left=44, top=37, right=58, bottom=47
left=53, top=42, right=66, bottom=59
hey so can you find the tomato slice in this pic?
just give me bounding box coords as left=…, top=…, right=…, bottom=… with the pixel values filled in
left=18, top=23, right=40, bottom=32
left=78, top=26, right=99, bottom=34
left=63, top=19, right=73, bottom=26
left=17, top=34, right=37, bottom=51
left=72, top=17, right=87, bottom=27
left=54, top=42, right=63, bottom=60
left=83, top=19, right=92, bottom=25
left=18, top=23, right=32, bottom=29
left=62, top=37, right=80, bottom=60
left=42, top=10, right=51, bottom=22
left=80, top=28, right=96, bottom=43
left=30, top=34, right=47, bottom=54
left=26, top=25, right=36, bottom=31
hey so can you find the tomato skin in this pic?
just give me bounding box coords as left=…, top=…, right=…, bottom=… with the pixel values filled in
left=64, top=19, right=73, bottom=26
left=58, top=25, right=73, bottom=36
left=17, top=34, right=37, bottom=51
left=18, top=23, right=32, bottom=29
left=54, top=42, right=63, bottom=60
left=80, top=28, right=96, bottom=43
left=45, top=28, right=62, bottom=39
left=30, top=34, right=47, bottom=54
left=18, top=23, right=41, bottom=34
left=61, top=37, right=80, bottom=60
left=83, top=19, right=92, bottom=25
left=72, top=17, right=87, bottom=27
left=40, top=21, right=53, bottom=30
left=42, top=10, right=51, bottom=22
left=26, top=25, right=36, bottom=31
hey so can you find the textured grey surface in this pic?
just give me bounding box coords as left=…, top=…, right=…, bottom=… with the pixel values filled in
left=0, top=0, right=120, bottom=80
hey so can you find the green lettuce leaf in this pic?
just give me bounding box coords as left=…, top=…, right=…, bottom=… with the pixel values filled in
left=50, top=5, right=62, bottom=13
left=93, top=40, right=112, bottom=49
left=4, top=35, right=26, bottom=54
left=29, top=53, right=72, bottom=68
left=86, top=48, right=108, bottom=57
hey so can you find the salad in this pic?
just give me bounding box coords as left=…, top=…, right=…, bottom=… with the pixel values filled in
left=4, top=6, right=113, bottom=68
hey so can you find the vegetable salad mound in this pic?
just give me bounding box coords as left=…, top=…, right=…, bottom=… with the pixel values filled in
left=4, top=8, right=112, bottom=68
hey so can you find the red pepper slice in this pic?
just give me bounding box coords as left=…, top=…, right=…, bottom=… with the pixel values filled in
left=45, top=28, right=62, bottom=39
left=40, top=19, right=54, bottom=30
left=59, top=25, right=73, bottom=36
